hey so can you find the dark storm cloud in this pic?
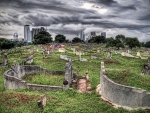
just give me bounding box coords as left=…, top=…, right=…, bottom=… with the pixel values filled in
left=50, top=29, right=79, bottom=35
left=0, top=0, right=149, bottom=41
left=90, top=0, right=118, bottom=6
left=23, top=13, right=80, bottom=26
left=138, top=14, right=150, bottom=21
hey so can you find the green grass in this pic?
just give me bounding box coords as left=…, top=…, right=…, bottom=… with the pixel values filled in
left=22, top=73, right=64, bottom=86
left=0, top=45, right=150, bottom=113
left=106, top=69, right=150, bottom=92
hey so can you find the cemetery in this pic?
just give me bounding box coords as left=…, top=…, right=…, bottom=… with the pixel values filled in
left=0, top=44, right=150, bottom=113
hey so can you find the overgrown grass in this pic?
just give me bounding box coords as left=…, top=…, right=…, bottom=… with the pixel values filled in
left=106, top=69, right=150, bottom=92
left=0, top=45, right=150, bottom=113
left=22, top=73, right=64, bottom=86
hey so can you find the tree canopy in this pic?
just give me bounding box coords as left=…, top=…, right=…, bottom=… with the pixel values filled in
left=88, top=35, right=106, bottom=44
left=0, top=38, right=15, bottom=50
left=72, top=37, right=83, bottom=43
left=125, top=37, right=141, bottom=49
left=105, top=34, right=141, bottom=50
left=55, top=34, right=66, bottom=43
left=145, top=41, right=150, bottom=48
left=106, top=37, right=115, bottom=47
left=33, top=31, right=53, bottom=44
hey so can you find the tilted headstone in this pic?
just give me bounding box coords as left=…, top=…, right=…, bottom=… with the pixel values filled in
left=58, top=48, right=66, bottom=52
left=25, top=55, right=33, bottom=65
left=10, top=61, right=25, bottom=78
left=37, top=94, right=46, bottom=109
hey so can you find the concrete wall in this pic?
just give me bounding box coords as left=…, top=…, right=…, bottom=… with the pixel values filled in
left=100, top=62, right=150, bottom=110
left=4, top=65, right=64, bottom=91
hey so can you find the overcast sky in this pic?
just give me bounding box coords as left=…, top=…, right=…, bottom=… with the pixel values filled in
left=0, top=0, right=150, bottom=42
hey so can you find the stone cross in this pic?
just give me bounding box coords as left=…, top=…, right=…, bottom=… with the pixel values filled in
left=3, top=53, right=8, bottom=66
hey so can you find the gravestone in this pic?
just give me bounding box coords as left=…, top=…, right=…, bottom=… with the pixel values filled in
left=58, top=48, right=66, bottom=53
left=10, top=61, right=25, bottom=78
left=121, top=52, right=135, bottom=58
left=60, top=55, right=69, bottom=61
left=79, top=52, right=87, bottom=62
left=64, top=59, right=73, bottom=89
left=97, top=49, right=100, bottom=53
left=137, top=51, right=141, bottom=58
left=24, top=55, right=33, bottom=65
left=73, top=48, right=76, bottom=54
left=107, top=51, right=112, bottom=59
left=3, top=53, right=8, bottom=66
left=42, top=50, right=47, bottom=58
left=144, top=51, right=149, bottom=55
left=37, top=94, right=46, bottom=109
left=142, top=58, right=150, bottom=75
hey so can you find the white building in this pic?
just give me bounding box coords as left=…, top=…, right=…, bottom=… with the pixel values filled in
left=79, top=30, right=85, bottom=41
left=13, top=32, right=18, bottom=41
left=24, top=25, right=31, bottom=42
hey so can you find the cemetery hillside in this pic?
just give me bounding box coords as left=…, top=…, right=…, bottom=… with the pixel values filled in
left=1, top=35, right=150, bottom=112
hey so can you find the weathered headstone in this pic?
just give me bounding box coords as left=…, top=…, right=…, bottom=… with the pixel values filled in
left=37, top=94, right=46, bottom=109
left=58, top=48, right=66, bottom=53
left=137, top=51, right=141, bottom=58
left=10, top=61, right=25, bottom=78
left=142, top=58, right=150, bottom=75
left=3, top=53, right=8, bottom=66
left=64, top=59, right=73, bottom=89
left=107, top=51, right=112, bottom=59
left=60, top=55, right=69, bottom=61
left=24, top=55, right=33, bottom=65
left=79, top=52, right=87, bottom=62
left=97, top=49, right=100, bottom=53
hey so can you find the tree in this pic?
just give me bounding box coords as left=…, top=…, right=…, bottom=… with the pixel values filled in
left=0, top=38, right=14, bottom=50
left=106, top=37, right=115, bottom=47
left=88, top=35, right=106, bottom=44
left=145, top=41, right=150, bottom=48
left=114, top=34, right=125, bottom=49
left=55, top=34, right=66, bottom=43
left=115, top=34, right=125, bottom=44
left=33, top=31, right=53, bottom=44
left=72, top=37, right=83, bottom=43
left=125, top=37, right=141, bottom=50
left=140, top=42, right=145, bottom=47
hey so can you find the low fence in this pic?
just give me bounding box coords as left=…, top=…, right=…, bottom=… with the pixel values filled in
left=4, top=64, right=79, bottom=91
left=4, top=65, right=65, bottom=91
left=100, top=62, right=150, bottom=110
